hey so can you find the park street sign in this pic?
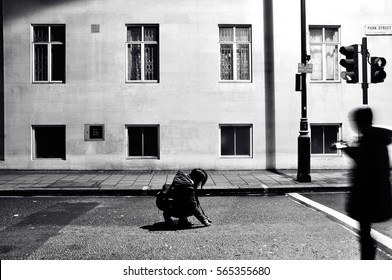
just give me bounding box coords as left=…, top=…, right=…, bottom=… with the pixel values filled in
left=298, top=63, right=313, bottom=73
left=366, top=24, right=392, bottom=35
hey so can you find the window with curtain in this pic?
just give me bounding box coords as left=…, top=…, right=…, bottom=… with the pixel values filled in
left=309, top=26, right=340, bottom=82
left=32, top=25, right=65, bottom=83
left=219, top=25, right=251, bottom=82
left=126, top=25, right=159, bottom=82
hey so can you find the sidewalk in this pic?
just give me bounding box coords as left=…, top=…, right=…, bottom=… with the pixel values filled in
left=0, top=169, right=350, bottom=196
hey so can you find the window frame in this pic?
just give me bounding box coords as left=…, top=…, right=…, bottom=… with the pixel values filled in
left=125, top=24, right=159, bottom=83
left=219, top=124, right=253, bottom=158
left=219, top=25, right=252, bottom=83
left=126, top=124, right=160, bottom=159
left=310, top=123, right=342, bottom=155
left=309, top=25, right=341, bottom=83
left=31, top=24, right=66, bottom=83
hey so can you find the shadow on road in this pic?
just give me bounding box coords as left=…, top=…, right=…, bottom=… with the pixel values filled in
left=0, top=202, right=99, bottom=259
left=141, top=222, right=205, bottom=232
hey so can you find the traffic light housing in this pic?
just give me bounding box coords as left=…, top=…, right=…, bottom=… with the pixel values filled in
left=370, top=57, right=387, bottom=83
left=339, top=45, right=359, bottom=83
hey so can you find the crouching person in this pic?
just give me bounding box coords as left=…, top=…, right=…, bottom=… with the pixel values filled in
left=163, top=169, right=211, bottom=227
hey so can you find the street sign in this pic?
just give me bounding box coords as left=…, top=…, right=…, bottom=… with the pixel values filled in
left=298, top=63, right=313, bottom=73
left=365, top=24, right=392, bottom=35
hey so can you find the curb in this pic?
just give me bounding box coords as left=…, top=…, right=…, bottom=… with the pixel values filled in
left=287, top=192, right=392, bottom=258
left=0, top=185, right=350, bottom=197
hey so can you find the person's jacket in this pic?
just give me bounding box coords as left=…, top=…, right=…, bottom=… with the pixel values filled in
left=168, top=171, right=206, bottom=222
left=344, top=126, right=392, bottom=222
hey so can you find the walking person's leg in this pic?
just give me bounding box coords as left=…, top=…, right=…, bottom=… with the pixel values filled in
left=359, top=221, right=376, bottom=260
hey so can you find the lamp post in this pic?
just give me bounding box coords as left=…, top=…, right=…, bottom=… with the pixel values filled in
left=362, top=37, right=369, bottom=104
left=297, top=0, right=311, bottom=182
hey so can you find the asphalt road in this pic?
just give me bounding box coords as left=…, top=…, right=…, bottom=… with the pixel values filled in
left=0, top=195, right=386, bottom=260
left=303, top=192, right=392, bottom=239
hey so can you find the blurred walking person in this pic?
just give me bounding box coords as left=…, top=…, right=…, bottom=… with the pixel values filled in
left=333, top=107, right=392, bottom=259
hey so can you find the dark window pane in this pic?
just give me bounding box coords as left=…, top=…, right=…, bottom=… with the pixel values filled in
left=143, top=127, right=158, bottom=157
left=52, top=44, right=65, bottom=81
left=221, top=127, right=235, bottom=155
left=236, top=44, right=250, bottom=80
left=311, top=126, right=323, bottom=154
left=128, top=127, right=143, bottom=156
left=236, top=126, right=250, bottom=155
left=324, top=126, right=338, bottom=154
left=51, top=26, right=65, bottom=42
left=35, top=126, right=65, bottom=159
left=220, top=44, right=233, bottom=80
left=34, top=45, right=48, bottom=81
left=33, top=26, right=49, bottom=42
left=144, top=44, right=158, bottom=80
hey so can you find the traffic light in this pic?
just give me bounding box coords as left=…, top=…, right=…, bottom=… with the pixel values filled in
left=339, top=45, right=359, bottom=83
left=370, top=57, right=387, bottom=83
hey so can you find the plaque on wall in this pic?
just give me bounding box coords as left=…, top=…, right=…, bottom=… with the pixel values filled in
left=85, top=124, right=105, bottom=141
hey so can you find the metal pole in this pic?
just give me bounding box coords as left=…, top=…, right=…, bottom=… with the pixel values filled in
left=0, top=0, right=4, bottom=160
left=297, top=0, right=311, bottom=182
left=361, top=37, right=368, bottom=105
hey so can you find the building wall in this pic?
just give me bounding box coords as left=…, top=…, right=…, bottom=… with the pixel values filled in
left=1, top=0, right=392, bottom=170
left=273, top=0, right=392, bottom=169
left=1, top=0, right=267, bottom=170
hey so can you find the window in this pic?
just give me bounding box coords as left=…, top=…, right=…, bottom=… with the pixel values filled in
left=219, top=25, right=252, bottom=82
left=85, top=124, right=105, bottom=141
left=311, top=124, right=340, bottom=154
left=33, top=125, right=66, bottom=159
left=32, top=25, right=65, bottom=83
left=220, top=125, right=252, bottom=156
left=309, top=26, right=340, bottom=82
left=126, top=25, right=159, bottom=82
left=127, top=125, right=159, bottom=158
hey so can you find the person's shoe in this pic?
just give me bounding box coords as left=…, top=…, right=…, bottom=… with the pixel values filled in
left=164, top=218, right=174, bottom=226
left=163, top=213, right=174, bottom=226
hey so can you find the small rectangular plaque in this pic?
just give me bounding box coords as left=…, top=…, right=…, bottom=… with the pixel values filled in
left=85, top=124, right=105, bottom=141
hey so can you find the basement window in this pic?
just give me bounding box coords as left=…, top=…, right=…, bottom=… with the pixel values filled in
left=220, top=124, right=253, bottom=157
left=310, top=124, right=341, bottom=154
left=33, top=125, right=66, bottom=159
left=126, top=125, right=159, bottom=158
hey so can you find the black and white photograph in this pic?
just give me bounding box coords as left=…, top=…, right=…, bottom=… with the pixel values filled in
left=0, top=0, right=391, bottom=279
